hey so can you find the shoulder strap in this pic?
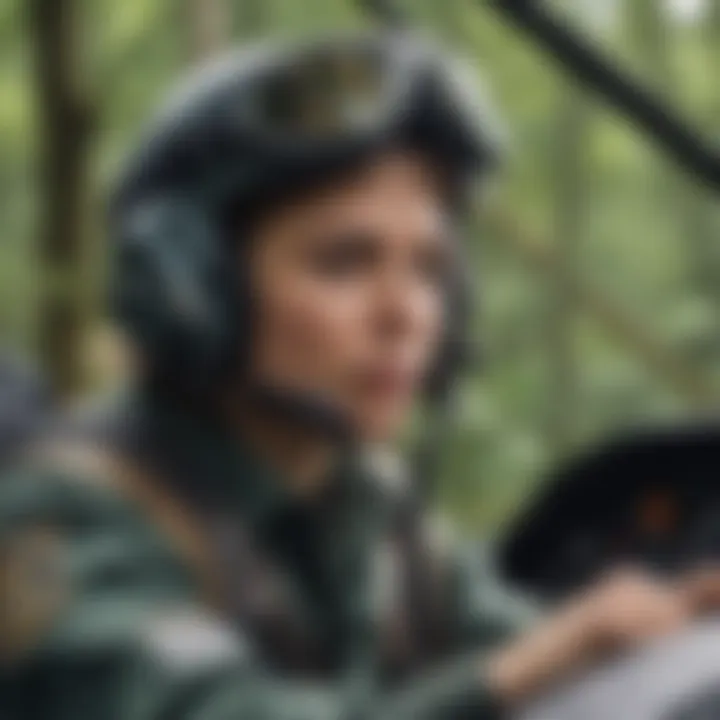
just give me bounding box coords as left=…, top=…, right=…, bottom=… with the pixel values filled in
left=31, top=441, right=223, bottom=609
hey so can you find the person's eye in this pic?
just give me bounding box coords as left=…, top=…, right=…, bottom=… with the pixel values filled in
left=306, top=234, right=377, bottom=278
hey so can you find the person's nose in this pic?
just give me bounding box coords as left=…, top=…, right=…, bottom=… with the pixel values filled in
left=371, top=271, right=431, bottom=346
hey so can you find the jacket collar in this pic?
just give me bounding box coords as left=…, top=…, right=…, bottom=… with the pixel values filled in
left=119, top=386, right=381, bottom=529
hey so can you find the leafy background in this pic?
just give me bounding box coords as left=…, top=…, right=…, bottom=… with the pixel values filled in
left=0, top=0, right=718, bottom=533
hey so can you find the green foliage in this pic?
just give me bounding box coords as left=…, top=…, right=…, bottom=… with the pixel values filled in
left=1, top=0, right=718, bottom=534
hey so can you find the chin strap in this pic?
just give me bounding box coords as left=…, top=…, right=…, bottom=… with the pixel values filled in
left=246, top=383, right=357, bottom=448
left=248, top=379, right=460, bottom=509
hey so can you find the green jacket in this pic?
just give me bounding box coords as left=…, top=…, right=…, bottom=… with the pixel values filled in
left=0, top=392, right=536, bottom=719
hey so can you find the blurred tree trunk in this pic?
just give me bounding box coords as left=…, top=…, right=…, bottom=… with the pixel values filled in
left=696, top=0, right=720, bottom=336
left=187, top=0, right=231, bottom=61
left=28, top=0, right=94, bottom=399
left=626, top=0, right=678, bottom=207
left=711, top=1, right=720, bottom=108
left=626, top=0, right=672, bottom=85
left=546, top=80, right=588, bottom=456
left=630, top=0, right=720, bottom=356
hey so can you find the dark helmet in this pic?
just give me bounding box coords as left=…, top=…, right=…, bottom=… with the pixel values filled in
left=109, top=30, right=504, bottom=427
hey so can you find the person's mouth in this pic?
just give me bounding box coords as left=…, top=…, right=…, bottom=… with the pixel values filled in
left=355, top=366, right=417, bottom=399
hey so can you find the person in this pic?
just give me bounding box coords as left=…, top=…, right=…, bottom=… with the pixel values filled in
left=1, top=31, right=719, bottom=720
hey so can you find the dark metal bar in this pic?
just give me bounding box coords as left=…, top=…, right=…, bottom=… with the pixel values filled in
left=487, top=0, right=720, bottom=190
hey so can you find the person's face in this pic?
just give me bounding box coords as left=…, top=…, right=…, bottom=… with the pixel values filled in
left=245, top=150, right=453, bottom=443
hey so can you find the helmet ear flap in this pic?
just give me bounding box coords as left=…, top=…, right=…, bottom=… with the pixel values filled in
left=111, top=196, right=241, bottom=391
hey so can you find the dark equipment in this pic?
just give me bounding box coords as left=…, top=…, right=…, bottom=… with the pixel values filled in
left=500, top=423, right=720, bottom=601
left=497, top=424, right=720, bottom=720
